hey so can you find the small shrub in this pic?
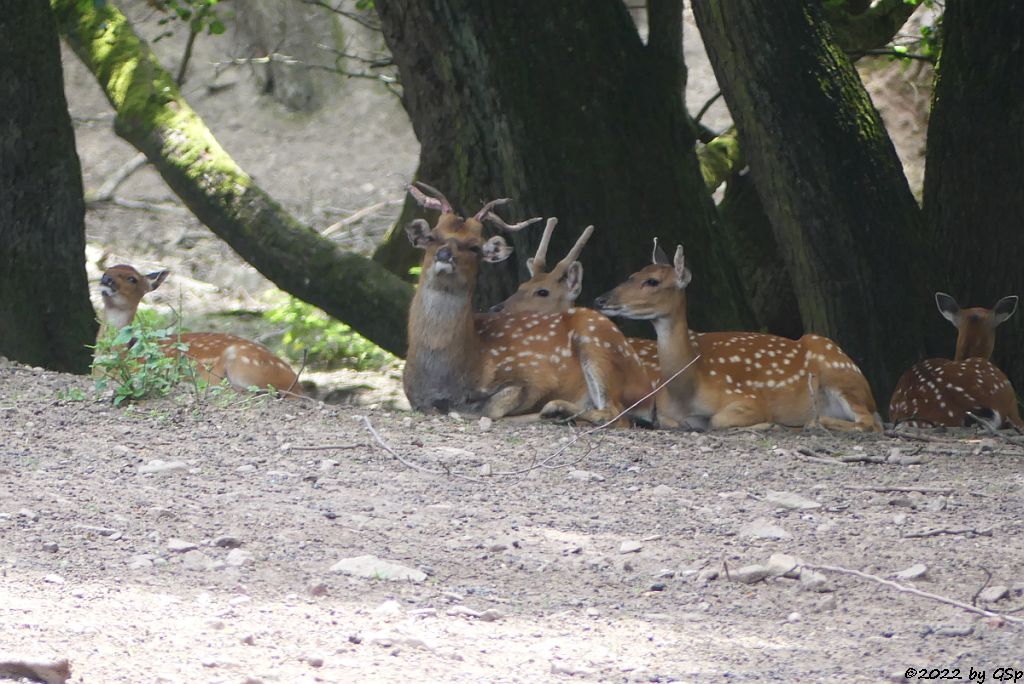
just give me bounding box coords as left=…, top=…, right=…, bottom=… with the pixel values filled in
left=92, top=322, right=196, bottom=405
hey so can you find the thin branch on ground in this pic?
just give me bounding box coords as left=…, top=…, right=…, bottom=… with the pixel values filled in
left=845, top=485, right=954, bottom=495
left=884, top=429, right=947, bottom=443
left=801, top=562, right=1024, bottom=626
left=315, top=43, right=393, bottom=68
left=903, top=526, right=993, bottom=539
left=964, top=411, right=1024, bottom=447
left=291, top=443, right=366, bottom=452
left=694, top=90, right=722, bottom=124
left=107, top=197, right=189, bottom=213
left=972, top=567, right=993, bottom=607
left=795, top=447, right=844, bottom=465
left=321, top=199, right=404, bottom=237
left=86, top=152, right=149, bottom=203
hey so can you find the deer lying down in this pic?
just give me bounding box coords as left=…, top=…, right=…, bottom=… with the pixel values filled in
left=98, top=264, right=303, bottom=396
left=889, top=292, right=1021, bottom=429
left=402, top=183, right=652, bottom=426
left=595, top=242, right=881, bottom=432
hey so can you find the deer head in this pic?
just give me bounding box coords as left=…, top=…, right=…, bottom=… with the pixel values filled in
left=99, top=264, right=170, bottom=329
left=593, top=240, right=691, bottom=321
left=935, top=292, right=1018, bottom=361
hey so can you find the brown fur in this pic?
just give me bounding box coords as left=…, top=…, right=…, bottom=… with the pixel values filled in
left=98, top=264, right=303, bottom=396
left=595, top=245, right=881, bottom=432
left=889, top=293, right=1021, bottom=428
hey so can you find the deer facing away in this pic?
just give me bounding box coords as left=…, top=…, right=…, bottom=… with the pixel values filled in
left=402, top=183, right=653, bottom=425
left=594, top=242, right=881, bottom=431
left=98, top=264, right=303, bottom=396
left=888, top=292, right=1021, bottom=428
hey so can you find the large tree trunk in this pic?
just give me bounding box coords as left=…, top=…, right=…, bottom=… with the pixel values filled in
left=692, top=0, right=929, bottom=406
left=0, top=1, right=96, bottom=373
left=924, top=0, right=1024, bottom=388
left=375, top=0, right=754, bottom=333
left=52, top=0, right=413, bottom=357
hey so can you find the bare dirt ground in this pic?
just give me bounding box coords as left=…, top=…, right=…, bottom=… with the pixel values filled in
left=7, top=5, right=1019, bottom=684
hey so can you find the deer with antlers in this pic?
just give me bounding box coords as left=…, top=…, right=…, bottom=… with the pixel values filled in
left=594, top=242, right=881, bottom=431
left=98, top=264, right=303, bottom=396
left=402, top=183, right=653, bottom=425
left=889, top=293, right=1021, bottom=428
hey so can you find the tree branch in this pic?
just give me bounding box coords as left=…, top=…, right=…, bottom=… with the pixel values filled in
left=823, top=0, right=919, bottom=52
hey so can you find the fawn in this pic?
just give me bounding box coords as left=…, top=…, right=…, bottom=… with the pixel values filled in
left=402, top=183, right=653, bottom=425
left=98, top=264, right=303, bottom=396
left=594, top=242, right=881, bottom=431
left=889, top=293, right=1021, bottom=428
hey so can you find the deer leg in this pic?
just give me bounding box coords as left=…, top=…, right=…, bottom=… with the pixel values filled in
left=482, top=385, right=528, bottom=419
left=709, top=400, right=771, bottom=430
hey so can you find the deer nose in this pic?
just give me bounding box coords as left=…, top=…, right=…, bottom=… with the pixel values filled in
left=100, top=274, right=114, bottom=287
left=489, top=302, right=505, bottom=313
left=436, top=246, right=454, bottom=263
left=593, top=294, right=609, bottom=310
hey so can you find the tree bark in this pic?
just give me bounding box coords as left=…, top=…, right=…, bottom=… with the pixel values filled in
left=375, top=0, right=754, bottom=332
left=924, top=0, right=1024, bottom=387
left=692, top=0, right=930, bottom=405
left=0, top=1, right=96, bottom=373
left=52, top=0, right=413, bottom=357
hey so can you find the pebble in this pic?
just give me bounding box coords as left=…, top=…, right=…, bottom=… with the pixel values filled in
left=478, top=416, right=493, bottom=431
left=330, top=555, right=427, bottom=583
left=181, top=550, right=212, bottom=571
left=236, top=464, right=257, bottom=473
left=43, top=573, right=65, bottom=584
left=933, top=624, right=974, bottom=638
left=308, top=581, right=329, bottom=597
left=567, top=469, right=605, bottom=482
left=213, top=536, right=243, bottom=549
left=894, top=563, right=928, bottom=581
left=129, top=555, right=154, bottom=569
left=167, top=538, right=198, bottom=553
left=765, top=491, right=821, bottom=510
left=739, top=518, right=793, bottom=540
left=41, top=541, right=58, bottom=553
left=766, top=553, right=800, bottom=578
left=551, top=661, right=591, bottom=676
left=697, top=567, right=720, bottom=583
left=787, top=611, right=802, bottom=622
left=798, top=569, right=832, bottom=593
left=138, top=460, right=188, bottom=475
left=479, top=463, right=493, bottom=476
left=651, top=484, right=675, bottom=497
left=373, top=600, right=403, bottom=616
left=305, top=655, right=325, bottom=668
left=812, top=594, right=838, bottom=612
left=893, top=513, right=907, bottom=525
left=729, top=564, right=771, bottom=584
left=619, top=540, right=642, bottom=554
left=225, top=549, right=254, bottom=567
left=320, top=459, right=339, bottom=471
left=18, top=508, right=38, bottom=521
left=978, top=585, right=1009, bottom=603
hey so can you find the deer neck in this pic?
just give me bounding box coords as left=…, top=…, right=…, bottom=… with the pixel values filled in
left=409, top=286, right=480, bottom=352
left=652, top=294, right=700, bottom=389
left=954, top=331, right=994, bottom=361
left=98, top=299, right=138, bottom=342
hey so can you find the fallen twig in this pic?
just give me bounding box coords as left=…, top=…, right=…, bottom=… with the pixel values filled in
left=846, top=485, right=954, bottom=495
left=965, top=412, right=1024, bottom=447
left=903, top=526, right=993, bottom=539
left=290, top=443, right=366, bottom=452
left=972, top=567, right=993, bottom=607
left=802, top=563, right=1024, bottom=626
left=795, top=447, right=844, bottom=465
left=885, top=429, right=947, bottom=443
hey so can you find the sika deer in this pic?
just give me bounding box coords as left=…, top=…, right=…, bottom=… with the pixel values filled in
left=489, top=218, right=661, bottom=380
left=402, top=183, right=653, bottom=425
left=595, top=242, right=881, bottom=431
left=888, top=293, right=1021, bottom=428
left=98, top=264, right=303, bottom=396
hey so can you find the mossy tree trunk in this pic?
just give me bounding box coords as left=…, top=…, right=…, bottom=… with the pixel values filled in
left=692, top=0, right=930, bottom=406
left=924, top=0, right=1024, bottom=388
left=52, top=0, right=412, bottom=356
left=0, top=1, right=96, bottom=373
left=375, top=0, right=754, bottom=332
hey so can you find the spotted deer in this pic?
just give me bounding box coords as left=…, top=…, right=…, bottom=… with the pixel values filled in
left=889, top=292, right=1021, bottom=428
left=488, top=217, right=661, bottom=380
left=402, top=183, right=653, bottom=425
left=98, top=264, right=303, bottom=396
left=594, top=242, right=881, bottom=431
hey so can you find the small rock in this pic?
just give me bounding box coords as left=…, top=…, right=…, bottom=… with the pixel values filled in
left=812, top=594, right=838, bottom=612
left=138, top=460, right=188, bottom=475
left=655, top=569, right=675, bottom=579
left=567, top=469, right=605, bottom=482
left=933, top=624, right=974, bottom=638
left=739, top=518, right=793, bottom=540
left=167, top=538, right=198, bottom=553
left=373, top=600, right=403, bottom=616
left=225, top=549, right=254, bottom=567
left=729, top=564, right=771, bottom=584
left=798, top=569, right=832, bottom=593
left=765, top=491, right=821, bottom=510
left=551, top=661, right=591, bottom=676
left=305, top=655, right=325, bottom=668
left=320, top=459, right=339, bottom=471
left=894, top=563, right=928, bottom=581
left=478, top=463, right=493, bottom=476
left=43, top=573, right=65, bottom=584
left=697, top=567, right=719, bottom=583
left=619, top=540, right=643, bottom=554
left=236, top=464, right=257, bottom=474
left=427, top=446, right=474, bottom=462
left=478, top=416, right=493, bottom=432
left=330, top=555, right=426, bottom=583
left=446, top=605, right=503, bottom=621
left=651, top=484, right=675, bottom=497
left=649, top=583, right=666, bottom=592
left=978, top=585, right=1009, bottom=603
left=308, top=581, right=329, bottom=597
left=787, top=611, right=801, bottom=622
left=129, top=555, right=153, bottom=569
left=41, top=542, right=58, bottom=553
left=893, top=513, right=907, bottom=525
left=181, top=550, right=211, bottom=571
left=240, top=634, right=256, bottom=645
left=213, top=536, right=243, bottom=549
left=18, top=508, right=38, bottom=521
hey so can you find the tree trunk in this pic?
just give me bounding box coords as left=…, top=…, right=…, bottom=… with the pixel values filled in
left=52, top=0, right=413, bottom=357
left=924, top=0, right=1024, bottom=387
left=0, top=1, right=96, bottom=373
left=692, top=0, right=929, bottom=406
left=375, top=0, right=754, bottom=332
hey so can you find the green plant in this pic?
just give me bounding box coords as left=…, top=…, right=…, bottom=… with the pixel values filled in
left=263, top=291, right=396, bottom=371
left=55, top=386, right=87, bottom=402
left=92, top=323, right=197, bottom=406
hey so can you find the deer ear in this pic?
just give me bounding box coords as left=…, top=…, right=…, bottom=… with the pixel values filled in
left=146, top=270, right=170, bottom=291
left=563, top=262, right=583, bottom=301
left=673, top=245, right=691, bottom=289
left=993, top=295, right=1019, bottom=325
left=935, top=292, right=960, bottom=327
left=405, top=219, right=433, bottom=248
left=482, top=236, right=513, bottom=263
left=652, top=238, right=670, bottom=265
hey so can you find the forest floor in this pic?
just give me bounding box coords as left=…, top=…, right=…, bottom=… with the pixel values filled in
left=8, top=4, right=1015, bottom=683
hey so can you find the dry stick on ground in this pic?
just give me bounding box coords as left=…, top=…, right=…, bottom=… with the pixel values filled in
left=846, top=485, right=954, bottom=495
left=801, top=563, right=1024, bottom=626
left=795, top=447, right=845, bottom=465
left=321, top=199, right=405, bottom=238
left=964, top=411, right=1024, bottom=447
left=291, top=443, right=366, bottom=452
left=356, top=355, right=704, bottom=483
left=884, top=429, right=948, bottom=443
left=903, top=526, right=994, bottom=539
left=972, top=567, right=994, bottom=607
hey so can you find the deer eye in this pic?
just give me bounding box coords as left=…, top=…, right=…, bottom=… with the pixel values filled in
left=536, top=289, right=550, bottom=297
left=467, top=245, right=482, bottom=254
left=128, top=277, right=138, bottom=284
left=643, top=278, right=660, bottom=287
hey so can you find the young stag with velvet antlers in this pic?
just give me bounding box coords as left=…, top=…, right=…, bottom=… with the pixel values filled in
left=594, top=242, right=881, bottom=431
left=402, top=183, right=653, bottom=425
left=889, top=293, right=1021, bottom=428
left=98, top=265, right=303, bottom=395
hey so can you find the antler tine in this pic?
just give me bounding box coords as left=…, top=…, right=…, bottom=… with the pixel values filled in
left=410, top=181, right=453, bottom=214
left=484, top=213, right=544, bottom=232
left=531, top=218, right=558, bottom=273
left=472, top=197, right=511, bottom=221
left=555, top=224, right=594, bottom=271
